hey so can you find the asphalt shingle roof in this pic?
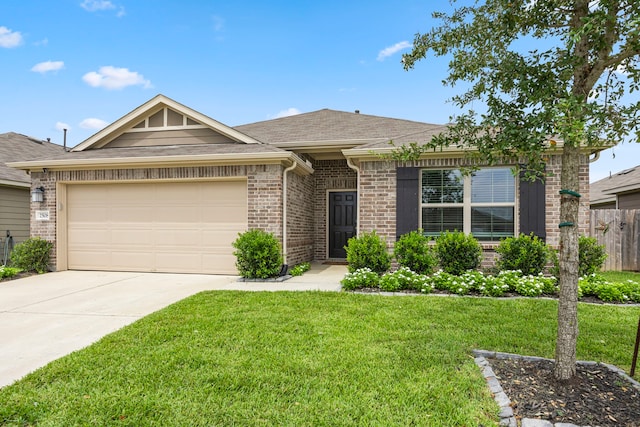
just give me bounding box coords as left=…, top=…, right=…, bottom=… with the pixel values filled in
left=0, top=132, right=67, bottom=183
left=590, top=165, right=640, bottom=204
left=234, top=109, right=443, bottom=144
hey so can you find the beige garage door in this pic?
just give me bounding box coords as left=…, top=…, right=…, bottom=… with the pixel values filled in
left=67, top=180, right=247, bottom=274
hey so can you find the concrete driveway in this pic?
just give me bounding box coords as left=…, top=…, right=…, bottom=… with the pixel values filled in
left=0, top=265, right=344, bottom=388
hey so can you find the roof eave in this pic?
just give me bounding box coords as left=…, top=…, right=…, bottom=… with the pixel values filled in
left=8, top=152, right=314, bottom=176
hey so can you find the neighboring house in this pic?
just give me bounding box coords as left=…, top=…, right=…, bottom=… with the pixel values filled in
left=0, top=132, right=67, bottom=263
left=590, top=165, right=640, bottom=209
left=9, top=95, right=596, bottom=275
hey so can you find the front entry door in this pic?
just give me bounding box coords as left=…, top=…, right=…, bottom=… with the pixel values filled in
left=329, top=191, right=357, bottom=258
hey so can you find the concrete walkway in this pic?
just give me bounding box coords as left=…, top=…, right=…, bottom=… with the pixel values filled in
left=0, top=263, right=345, bottom=388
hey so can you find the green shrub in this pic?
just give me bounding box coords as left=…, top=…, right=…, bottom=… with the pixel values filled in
left=495, top=233, right=550, bottom=275
left=430, top=269, right=473, bottom=295
left=579, top=236, right=607, bottom=277
left=393, top=230, right=437, bottom=274
left=232, top=229, right=283, bottom=279
left=289, top=262, right=311, bottom=277
left=340, top=267, right=380, bottom=290
left=345, top=231, right=391, bottom=274
left=513, top=273, right=557, bottom=297
left=434, top=231, right=482, bottom=275
left=0, top=265, right=21, bottom=279
left=380, top=267, right=431, bottom=292
left=9, top=237, right=52, bottom=274
left=578, top=274, right=640, bottom=303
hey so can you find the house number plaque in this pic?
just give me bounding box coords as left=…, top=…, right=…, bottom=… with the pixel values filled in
left=35, top=210, right=50, bottom=221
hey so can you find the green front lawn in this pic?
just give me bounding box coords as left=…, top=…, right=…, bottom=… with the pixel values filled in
left=0, top=292, right=637, bottom=426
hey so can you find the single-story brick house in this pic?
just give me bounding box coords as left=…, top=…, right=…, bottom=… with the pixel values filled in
left=10, top=94, right=594, bottom=274
left=0, top=132, right=67, bottom=263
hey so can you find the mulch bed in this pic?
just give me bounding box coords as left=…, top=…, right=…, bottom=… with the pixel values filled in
left=490, top=357, right=640, bottom=426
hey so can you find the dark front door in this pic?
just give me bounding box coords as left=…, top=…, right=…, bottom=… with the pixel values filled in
left=329, top=191, right=357, bottom=258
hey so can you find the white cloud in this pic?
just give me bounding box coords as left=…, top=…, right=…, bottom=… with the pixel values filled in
left=31, top=60, right=65, bottom=73
left=0, top=26, right=23, bottom=48
left=80, top=0, right=115, bottom=11
left=274, top=108, right=302, bottom=118
left=55, top=122, right=70, bottom=132
left=80, top=0, right=125, bottom=16
left=82, top=66, right=152, bottom=90
left=377, top=41, right=412, bottom=61
left=79, top=118, right=108, bottom=129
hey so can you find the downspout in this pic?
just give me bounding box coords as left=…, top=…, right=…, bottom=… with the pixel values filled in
left=346, top=157, right=360, bottom=235
left=282, top=160, right=297, bottom=265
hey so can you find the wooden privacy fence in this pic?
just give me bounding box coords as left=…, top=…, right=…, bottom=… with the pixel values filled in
left=590, top=209, right=640, bottom=271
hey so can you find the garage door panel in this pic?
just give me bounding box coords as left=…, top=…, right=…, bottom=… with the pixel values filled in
left=154, top=207, right=200, bottom=223
left=202, top=206, right=247, bottom=221
left=111, top=228, right=154, bottom=245
left=67, top=180, right=247, bottom=274
left=110, top=251, right=155, bottom=270
left=68, top=228, right=110, bottom=245
left=110, top=207, right=154, bottom=222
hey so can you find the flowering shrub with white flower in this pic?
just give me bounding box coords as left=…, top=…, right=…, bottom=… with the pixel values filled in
left=340, top=267, right=380, bottom=290
left=380, top=267, right=432, bottom=292
left=340, top=266, right=638, bottom=303
left=513, top=273, right=557, bottom=297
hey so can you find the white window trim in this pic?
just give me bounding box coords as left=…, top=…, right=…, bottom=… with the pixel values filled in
left=419, top=167, right=518, bottom=240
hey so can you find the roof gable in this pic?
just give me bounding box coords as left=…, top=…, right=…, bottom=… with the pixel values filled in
left=72, top=94, right=262, bottom=152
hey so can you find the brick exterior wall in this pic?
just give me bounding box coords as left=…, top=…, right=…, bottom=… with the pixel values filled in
left=313, top=160, right=357, bottom=260
left=285, top=170, right=314, bottom=266
left=29, top=165, right=285, bottom=271
left=356, top=153, right=591, bottom=268
left=544, top=153, right=591, bottom=248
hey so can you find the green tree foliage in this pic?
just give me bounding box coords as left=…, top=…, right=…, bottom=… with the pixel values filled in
left=402, top=0, right=640, bottom=381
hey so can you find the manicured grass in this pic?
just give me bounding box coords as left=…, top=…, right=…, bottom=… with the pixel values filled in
left=600, top=270, right=640, bottom=283
left=0, top=292, right=638, bottom=426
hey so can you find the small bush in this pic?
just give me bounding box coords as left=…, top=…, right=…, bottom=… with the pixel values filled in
left=495, top=233, right=550, bottom=276
left=513, top=273, right=557, bottom=297
left=345, top=231, right=391, bottom=274
left=579, top=236, right=607, bottom=277
left=232, top=229, right=283, bottom=279
left=393, top=230, right=437, bottom=274
left=9, top=237, right=52, bottom=274
left=380, top=267, right=431, bottom=292
left=289, top=262, right=311, bottom=277
left=341, top=267, right=380, bottom=290
left=0, top=265, right=21, bottom=279
left=578, top=274, right=640, bottom=303
left=430, top=269, right=473, bottom=295
left=434, top=231, right=482, bottom=275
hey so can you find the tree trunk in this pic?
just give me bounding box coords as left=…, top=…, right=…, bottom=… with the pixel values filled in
left=554, top=144, right=581, bottom=381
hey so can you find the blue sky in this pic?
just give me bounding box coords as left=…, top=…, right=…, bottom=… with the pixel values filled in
left=1, top=0, right=638, bottom=182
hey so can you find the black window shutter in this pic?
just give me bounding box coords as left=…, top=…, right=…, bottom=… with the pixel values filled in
left=519, top=171, right=546, bottom=240
left=396, top=167, right=420, bottom=239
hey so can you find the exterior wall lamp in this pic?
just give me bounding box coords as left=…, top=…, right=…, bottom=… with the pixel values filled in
left=31, top=186, right=45, bottom=203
